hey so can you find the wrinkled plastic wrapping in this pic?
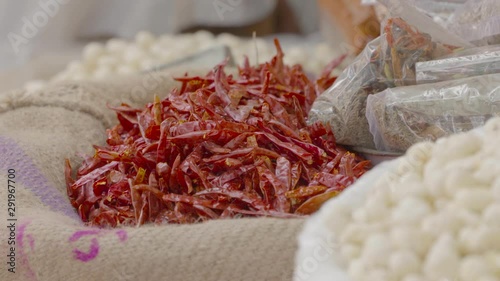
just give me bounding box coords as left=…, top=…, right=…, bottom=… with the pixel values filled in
left=377, top=0, right=466, bottom=30
left=449, top=0, right=500, bottom=46
left=366, top=74, right=500, bottom=152
left=308, top=18, right=455, bottom=149
left=408, top=0, right=466, bottom=25
left=377, top=0, right=472, bottom=47
left=416, top=45, right=500, bottom=83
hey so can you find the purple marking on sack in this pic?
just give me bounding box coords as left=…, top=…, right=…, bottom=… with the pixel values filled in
left=0, top=136, right=79, bottom=220
left=73, top=238, right=100, bottom=262
left=115, top=230, right=128, bottom=242
left=69, top=229, right=127, bottom=262
left=17, top=221, right=38, bottom=281
left=69, top=229, right=101, bottom=242
left=27, top=234, right=35, bottom=250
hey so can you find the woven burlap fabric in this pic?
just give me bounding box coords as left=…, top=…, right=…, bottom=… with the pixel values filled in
left=0, top=70, right=304, bottom=281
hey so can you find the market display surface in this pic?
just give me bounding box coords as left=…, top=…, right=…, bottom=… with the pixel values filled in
left=296, top=117, right=500, bottom=281
left=65, top=40, right=370, bottom=227
left=5, top=1, right=500, bottom=280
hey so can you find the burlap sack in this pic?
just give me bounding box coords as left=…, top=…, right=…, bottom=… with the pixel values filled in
left=0, top=69, right=304, bottom=281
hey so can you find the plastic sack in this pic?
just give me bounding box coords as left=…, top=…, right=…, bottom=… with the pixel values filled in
left=294, top=158, right=401, bottom=281
left=449, top=0, right=500, bottom=46
left=416, top=44, right=500, bottom=84
left=366, top=74, right=500, bottom=152
left=308, top=18, right=456, bottom=149
left=295, top=117, right=500, bottom=281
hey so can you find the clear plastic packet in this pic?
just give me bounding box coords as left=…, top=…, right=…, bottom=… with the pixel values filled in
left=449, top=0, right=500, bottom=46
left=366, top=74, right=500, bottom=152
left=416, top=45, right=500, bottom=84
left=308, top=18, right=456, bottom=149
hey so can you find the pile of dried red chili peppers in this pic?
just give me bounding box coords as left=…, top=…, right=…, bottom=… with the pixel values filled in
left=65, top=40, right=370, bottom=227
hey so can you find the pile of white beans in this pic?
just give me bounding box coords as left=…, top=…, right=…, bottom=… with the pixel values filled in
left=25, top=30, right=340, bottom=91
left=331, top=118, right=500, bottom=281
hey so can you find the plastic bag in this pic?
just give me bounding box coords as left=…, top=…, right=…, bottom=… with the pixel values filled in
left=416, top=44, right=500, bottom=84
left=449, top=0, right=500, bottom=46
left=377, top=0, right=472, bottom=47
left=308, top=18, right=456, bottom=149
left=366, top=74, right=500, bottom=152
left=404, top=0, right=466, bottom=27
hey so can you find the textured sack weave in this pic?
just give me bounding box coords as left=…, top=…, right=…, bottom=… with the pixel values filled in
left=0, top=70, right=304, bottom=281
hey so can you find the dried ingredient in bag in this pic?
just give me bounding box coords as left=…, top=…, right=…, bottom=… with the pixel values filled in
left=416, top=45, right=500, bottom=84
left=366, top=73, right=500, bottom=152
left=65, top=40, right=370, bottom=227
left=309, top=18, right=456, bottom=149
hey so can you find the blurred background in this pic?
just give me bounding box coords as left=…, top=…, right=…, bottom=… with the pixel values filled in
left=0, top=0, right=380, bottom=92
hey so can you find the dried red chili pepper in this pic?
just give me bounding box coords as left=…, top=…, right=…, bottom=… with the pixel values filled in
left=65, top=39, right=370, bottom=227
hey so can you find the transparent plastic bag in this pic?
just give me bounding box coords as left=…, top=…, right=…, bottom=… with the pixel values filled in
left=377, top=0, right=472, bottom=47
left=416, top=44, right=500, bottom=84
left=366, top=74, right=500, bottom=152
left=308, top=18, right=456, bottom=149
left=449, top=0, right=500, bottom=46
left=404, top=0, right=466, bottom=27
left=372, top=0, right=465, bottom=36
